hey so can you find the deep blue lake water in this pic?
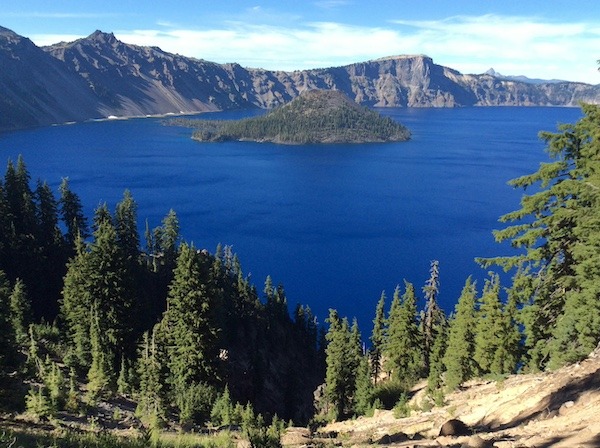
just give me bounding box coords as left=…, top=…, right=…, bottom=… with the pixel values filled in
left=0, top=107, right=583, bottom=331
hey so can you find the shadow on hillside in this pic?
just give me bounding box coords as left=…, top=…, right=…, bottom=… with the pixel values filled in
left=479, top=366, right=600, bottom=432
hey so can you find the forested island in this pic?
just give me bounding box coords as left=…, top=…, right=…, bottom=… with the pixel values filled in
left=174, top=90, right=411, bottom=144
left=0, top=105, right=599, bottom=447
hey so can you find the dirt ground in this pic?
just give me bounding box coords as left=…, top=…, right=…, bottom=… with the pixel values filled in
left=308, top=347, right=600, bottom=447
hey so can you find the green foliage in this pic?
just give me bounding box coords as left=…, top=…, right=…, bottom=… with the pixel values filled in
left=480, top=104, right=600, bottom=370
left=426, top=322, right=448, bottom=394
left=0, top=157, right=325, bottom=429
left=353, top=355, right=374, bottom=416
left=117, top=355, right=130, bottom=396
left=244, top=414, right=283, bottom=448
left=135, top=329, right=166, bottom=431
left=9, top=278, right=31, bottom=345
left=383, top=282, right=422, bottom=386
left=423, top=260, right=444, bottom=375
left=369, top=292, right=386, bottom=384
left=473, top=273, right=519, bottom=376
left=86, top=306, right=115, bottom=401
left=65, top=368, right=79, bottom=413
left=323, top=310, right=361, bottom=420
left=211, top=386, right=236, bottom=426
left=25, top=384, right=54, bottom=420
left=370, top=379, right=406, bottom=410
left=164, top=243, right=221, bottom=396
left=443, top=277, right=479, bottom=390
left=59, top=177, right=89, bottom=248
left=174, top=381, right=217, bottom=426
left=392, top=393, right=411, bottom=418
left=61, top=236, right=93, bottom=368
left=0, top=271, right=18, bottom=374
left=188, top=90, right=410, bottom=144
left=44, top=360, right=66, bottom=411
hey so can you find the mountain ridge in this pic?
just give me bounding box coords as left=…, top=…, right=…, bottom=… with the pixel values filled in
left=1, top=27, right=599, bottom=132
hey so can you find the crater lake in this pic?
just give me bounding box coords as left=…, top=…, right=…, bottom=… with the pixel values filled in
left=0, top=106, right=583, bottom=329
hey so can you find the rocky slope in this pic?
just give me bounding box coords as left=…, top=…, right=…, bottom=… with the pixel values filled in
left=302, top=346, right=600, bottom=447
left=0, top=26, right=100, bottom=131
left=1, top=26, right=600, bottom=132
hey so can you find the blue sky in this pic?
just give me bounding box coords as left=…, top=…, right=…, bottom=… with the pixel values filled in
left=2, top=0, right=600, bottom=84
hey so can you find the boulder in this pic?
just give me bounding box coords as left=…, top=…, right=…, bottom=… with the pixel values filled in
left=439, top=419, right=471, bottom=437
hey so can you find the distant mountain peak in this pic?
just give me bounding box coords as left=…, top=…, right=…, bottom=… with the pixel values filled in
left=481, top=68, right=567, bottom=85
left=86, top=30, right=118, bottom=45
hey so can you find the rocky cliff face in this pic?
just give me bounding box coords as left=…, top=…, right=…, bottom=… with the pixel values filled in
left=0, top=26, right=100, bottom=131
left=1, top=27, right=599, bottom=131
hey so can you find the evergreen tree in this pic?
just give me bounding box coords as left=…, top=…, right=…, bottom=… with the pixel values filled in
left=114, top=190, right=142, bottom=338
left=114, top=190, right=140, bottom=262
left=5, top=156, right=36, bottom=238
left=136, top=330, right=166, bottom=430
left=163, top=243, right=220, bottom=422
left=0, top=181, right=13, bottom=273
left=443, top=277, right=479, bottom=390
left=211, top=386, right=235, bottom=425
left=61, top=207, right=135, bottom=376
left=34, top=180, right=65, bottom=318
left=86, top=305, right=114, bottom=400
left=353, top=354, right=374, bottom=416
left=423, top=260, right=443, bottom=374
left=59, top=177, right=89, bottom=248
left=383, top=282, right=422, bottom=385
left=88, top=215, right=134, bottom=366
left=324, top=309, right=361, bottom=420
left=65, top=368, right=79, bottom=413
left=35, top=180, right=62, bottom=250
left=9, top=278, right=32, bottom=345
left=61, top=235, right=93, bottom=368
left=369, top=291, right=386, bottom=384
left=491, top=289, right=522, bottom=375
left=117, top=355, right=130, bottom=396
left=473, top=273, right=504, bottom=375
left=25, top=384, right=53, bottom=420
left=427, top=322, right=448, bottom=395
left=481, top=104, right=600, bottom=369
left=0, top=271, right=18, bottom=374
left=3, top=157, right=43, bottom=317
left=157, top=209, right=180, bottom=270
left=45, top=361, right=66, bottom=411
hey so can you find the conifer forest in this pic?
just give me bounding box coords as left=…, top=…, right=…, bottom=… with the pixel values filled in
left=0, top=104, right=599, bottom=447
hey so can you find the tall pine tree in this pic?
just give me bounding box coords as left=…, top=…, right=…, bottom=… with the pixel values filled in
left=443, top=277, right=478, bottom=390
left=423, top=260, right=443, bottom=374
left=163, top=243, right=220, bottom=422
left=324, top=309, right=361, bottom=420
left=383, top=282, right=422, bottom=386
left=369, top=291, right=386, bottom=384
left=481, top=104, right=600, bottom=370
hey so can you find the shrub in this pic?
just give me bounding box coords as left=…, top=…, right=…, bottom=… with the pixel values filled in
left=371, top=379, right=406, bottom=409
left=392, top=393, right=411, bottom=419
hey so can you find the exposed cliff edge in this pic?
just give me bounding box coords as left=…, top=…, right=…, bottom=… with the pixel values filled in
left=184, top=90, right=410, bottom=144
left=1, top=27, right=599, bottom=132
